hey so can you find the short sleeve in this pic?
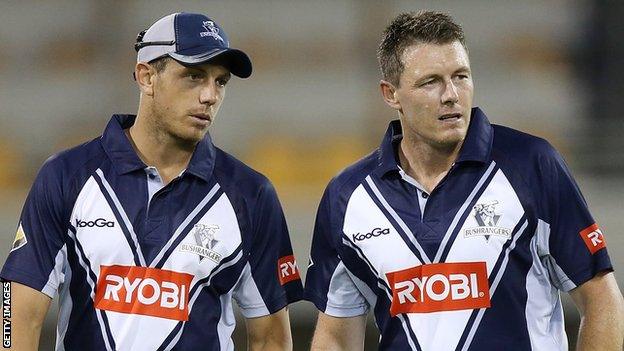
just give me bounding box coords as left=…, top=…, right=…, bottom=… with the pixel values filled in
left=0, top=158, right=68, bottom=298
left=233, top=180, right=303, bottom=318
left=536, top=143, right=612, bottom=291
left=304, top=186, right=369, bottom=317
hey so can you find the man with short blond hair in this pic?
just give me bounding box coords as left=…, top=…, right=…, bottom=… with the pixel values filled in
left=305, top=10, right=624, bottom=350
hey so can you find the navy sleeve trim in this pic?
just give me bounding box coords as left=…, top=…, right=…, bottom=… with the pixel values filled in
left=0, top=266, right=55, bottom=298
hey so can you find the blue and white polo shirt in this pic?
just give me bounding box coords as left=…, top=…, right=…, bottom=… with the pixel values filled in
left=304, top=107, right=612, bottom=351
left=1, top=114, right=303, bottom=350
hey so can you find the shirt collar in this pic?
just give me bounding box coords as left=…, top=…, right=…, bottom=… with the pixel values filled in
left=454, top=107, right=493, bottom=163
left=374, top=119, right=403, bottom=176
left=101, top=114, right=216, bottom=181
left=374, top=107, right=493, bottom=177
left=185, top=133, right=216, bottom=181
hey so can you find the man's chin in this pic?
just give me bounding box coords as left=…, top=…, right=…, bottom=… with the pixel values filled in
left=433, top=132, right=467, bottom=151
left=172, top=130, right=208, bottom=146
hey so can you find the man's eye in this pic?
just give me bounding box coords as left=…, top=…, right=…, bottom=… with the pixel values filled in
left=216, top=78, right=229, bottom=87
left=189, top=73, right=202, bottom=80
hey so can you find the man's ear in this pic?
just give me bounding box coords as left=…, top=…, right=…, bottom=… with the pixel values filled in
left=135, top=62, right=156, bottom=96
left=380, top=80, right=401, bottom=110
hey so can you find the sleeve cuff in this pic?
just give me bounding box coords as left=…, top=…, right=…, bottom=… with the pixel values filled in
left=304, top=290, right=369, bottom=317
left=239, top=303, right=272, bottom=319
left=239, top=291, right=299, bottom=318
left=0, top=266, right=56, bottom=299
left=324, top=302, right=369, bottom=317
left=565, top=262, right=614, bottom=292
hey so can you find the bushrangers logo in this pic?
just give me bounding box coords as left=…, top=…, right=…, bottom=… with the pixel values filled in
left=94, top=265, right=193, bottom=321
left=352, top=227, right=390, bottom=242
left=278, top=255, right=300, bottom=285
left=386, top=262, right=491, bottom=316
left=200, top=20, right=224, bottom=43
left=464, top=200, right=511, bottom=241
left=579, top=223, right=606, bottom=254
left=179, top=224, right=222, bottom=263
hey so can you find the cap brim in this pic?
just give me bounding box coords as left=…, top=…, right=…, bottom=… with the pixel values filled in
left=169, top=47, right=252, bottom=78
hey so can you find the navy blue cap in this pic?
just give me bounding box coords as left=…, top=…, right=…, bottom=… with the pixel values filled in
left=135, top=12, right=252, bottom=78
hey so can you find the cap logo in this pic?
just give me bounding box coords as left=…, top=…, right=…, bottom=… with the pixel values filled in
left=200, top=20, right=224, bottom=43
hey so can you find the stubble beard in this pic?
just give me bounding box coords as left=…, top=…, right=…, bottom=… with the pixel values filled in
left=402, top=120, right=467, bottom=157
left=149, top=103, right=204, bottom=150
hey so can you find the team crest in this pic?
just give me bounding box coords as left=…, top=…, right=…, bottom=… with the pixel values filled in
left=179, top=224, right=222, bottom=263
left=464, top=200, right=512, bottom=242
left=200, top=21, right=224, bottom=43
left=11, top=222, right=28, bottom=252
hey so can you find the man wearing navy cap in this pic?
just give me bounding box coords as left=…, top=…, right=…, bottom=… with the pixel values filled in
left=1, top=12, right=302, bottom=350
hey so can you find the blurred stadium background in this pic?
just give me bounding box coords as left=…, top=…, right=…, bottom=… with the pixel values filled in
left=0, top=0, right=622, bottom=349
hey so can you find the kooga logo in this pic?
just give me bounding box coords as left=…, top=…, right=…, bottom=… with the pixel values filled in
left=352, top=227, right=390, bottom=242
left=76, top=218, right=115, bottom=228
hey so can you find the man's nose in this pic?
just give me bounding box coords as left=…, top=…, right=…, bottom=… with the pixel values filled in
left=441, top=80, right=459, bottom=104
left=199, top=83, right=218, bottom=105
